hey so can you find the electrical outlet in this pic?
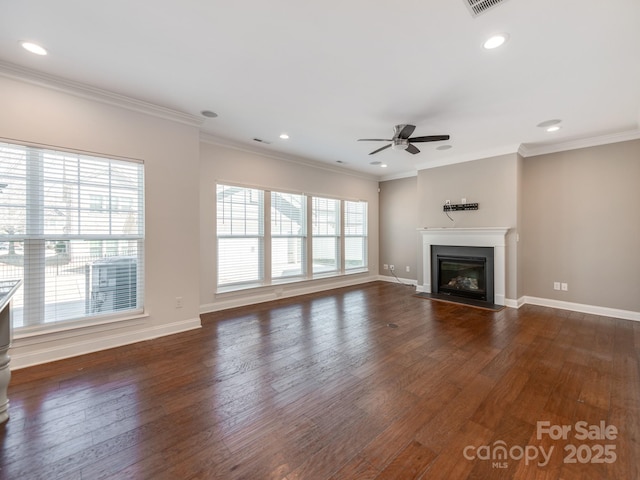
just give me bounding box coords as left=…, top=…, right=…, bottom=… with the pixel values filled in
left=553, top=282, right=560, bottom=291
left=405, top=266, right=410, bottom=272
left=445, top=199, right=451, bottom=205
left=175, top=296, right=183, bottom=308
left=461, top=198, right=467, bottom=204
left=561, top=283, right=568, bottom=291
left=383, top=264, right=388, bottom=270
left=390, top=265, right=395, bottom=271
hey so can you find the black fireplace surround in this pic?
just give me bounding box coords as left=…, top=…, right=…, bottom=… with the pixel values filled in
left=431, top=245, right=494, bottom=304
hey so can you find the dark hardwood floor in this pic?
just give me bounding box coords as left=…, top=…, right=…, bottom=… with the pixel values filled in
left=1, top=281, right=639, bottom=479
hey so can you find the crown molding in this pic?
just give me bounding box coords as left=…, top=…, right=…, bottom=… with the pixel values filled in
left=519, top=129, right=640, bottom=157
left=379, top=170, right=418, bottom=182
left=411, top=128, right=640, bottom=170
left=414, top=144, right=521, bottom=171
left=0, top=61, right=203, bottom=128
left=199, top=132, right=379, bottom=182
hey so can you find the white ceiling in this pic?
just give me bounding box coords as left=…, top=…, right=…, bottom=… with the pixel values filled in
left=1, top=0, right=639, bottom=179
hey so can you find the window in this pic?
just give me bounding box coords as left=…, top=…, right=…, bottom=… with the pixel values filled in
left=271, top=191, right=306, bottom=280
left=217, top=185, right=264, bottom=288
left=311, top=197, right=340, bottom=275
left=89, top=194, right=105, bottom=211
left=0, top=141, right=145, bottom=330
left=344, top=200, right=368, bottom=270
left=215, top=183, right=368, bottom=292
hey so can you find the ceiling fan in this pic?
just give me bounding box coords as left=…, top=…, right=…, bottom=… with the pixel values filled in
left=358, top=124, right=450, bottom=155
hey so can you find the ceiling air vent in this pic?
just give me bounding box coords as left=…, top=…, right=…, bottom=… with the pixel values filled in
left=465, top=0, right=509, bottom=17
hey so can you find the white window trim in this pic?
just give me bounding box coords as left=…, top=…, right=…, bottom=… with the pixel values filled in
left=215, top=182, right=368, bottom=294
left=0, top=139, right=145, bottom=331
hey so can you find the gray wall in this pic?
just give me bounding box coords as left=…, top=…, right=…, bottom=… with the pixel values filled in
left=521, top=139, right=640, bottom=311
left=379, top=141, right=640, bottom=313
left=378, top=176, right=418, bottom=281
left=416, top=153, right=519, bottom=228
left=416, top=153, right=521, bottom=300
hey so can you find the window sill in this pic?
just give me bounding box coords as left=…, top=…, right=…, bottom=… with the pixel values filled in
left=216, top=269, right=370, bottom=296
left=13, top=310, right=148, bottom=341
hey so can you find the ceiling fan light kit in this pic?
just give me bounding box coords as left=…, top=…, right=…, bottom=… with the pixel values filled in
left=358, top=124, right=450, bottom=156
left=391, top=140, right=409, bottom=151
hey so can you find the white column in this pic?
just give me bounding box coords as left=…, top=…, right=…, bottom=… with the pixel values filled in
left=0, top=280, right=21, bottom=423
left=0, top=303, right=11, bottom=423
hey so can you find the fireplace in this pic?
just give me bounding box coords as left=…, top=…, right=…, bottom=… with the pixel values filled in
left=432, top=245, right=494, bottom=303
left=418, top=228, right=509, bottom=306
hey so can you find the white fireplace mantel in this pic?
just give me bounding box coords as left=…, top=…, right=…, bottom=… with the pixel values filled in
left=418, top=227, right=510, bottom=305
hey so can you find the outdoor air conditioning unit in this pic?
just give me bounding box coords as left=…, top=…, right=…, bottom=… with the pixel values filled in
left=89, top=256, right=137, bottom=313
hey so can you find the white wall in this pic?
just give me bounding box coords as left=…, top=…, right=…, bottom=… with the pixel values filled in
left=0, top=74, right=202, bottom=368
left=199, top=140, right=380, bottom=312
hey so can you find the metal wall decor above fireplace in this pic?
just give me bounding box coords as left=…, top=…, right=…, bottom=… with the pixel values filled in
left=431, top=245, right=494, bottom=304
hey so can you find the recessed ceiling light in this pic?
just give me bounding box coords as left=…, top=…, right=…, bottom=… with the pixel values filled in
left=279, top=133, right=290, bottom=140
left=537, top=119, right=561, bottom=128
left=201, top=110, right=218, bottom=118
left=546, top=126, right=561, bottom=133
left=21, top=41, right=47, bottom=56
left=436, top=145, right=452, bottom=151
left=483, top=33, right=509, bottom=50
left=380, top=164, right=388, bottom=168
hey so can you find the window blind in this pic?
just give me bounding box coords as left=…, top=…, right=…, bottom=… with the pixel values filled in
left=215, top=183, right=368, bottom=292
left=0, top=141, right=145, bottom=329
left=271, top=191, right=306, bottom=279
left=312, top=197, right=340, bottom=274
left=344, top=200, right=368, bottom=270
left=216, top=184, right=264, bottom=287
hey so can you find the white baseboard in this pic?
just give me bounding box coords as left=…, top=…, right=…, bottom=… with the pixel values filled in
left=457, top=295, right=637, bottom=320
left=402, top=286, right=636, bottom=321
left=520, top=296, right=640, bottom=322
left=201, top=274, right=378, bottom=314
left=10, top=317, right=202, bottom=370
left=504, top=297, right=525, bottom=309
left=377, top=274, right=417, bottom=286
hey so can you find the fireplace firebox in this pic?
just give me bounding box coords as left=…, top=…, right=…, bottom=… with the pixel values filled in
left=431, top=245, right=494, bottom=304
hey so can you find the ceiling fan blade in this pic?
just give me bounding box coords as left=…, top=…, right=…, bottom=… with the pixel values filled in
left=406, top=144, right=420, bottom=154
left=408, top=135, right=450, bottom=143
left=397, top=124, right=416, bottom=139
left=358, top=138, right=392, bottom=142
left=369, top=144, right=392, bottom=155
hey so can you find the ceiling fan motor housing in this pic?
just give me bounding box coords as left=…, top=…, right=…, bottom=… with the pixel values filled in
left=392, top=139, right=409, bottom=150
